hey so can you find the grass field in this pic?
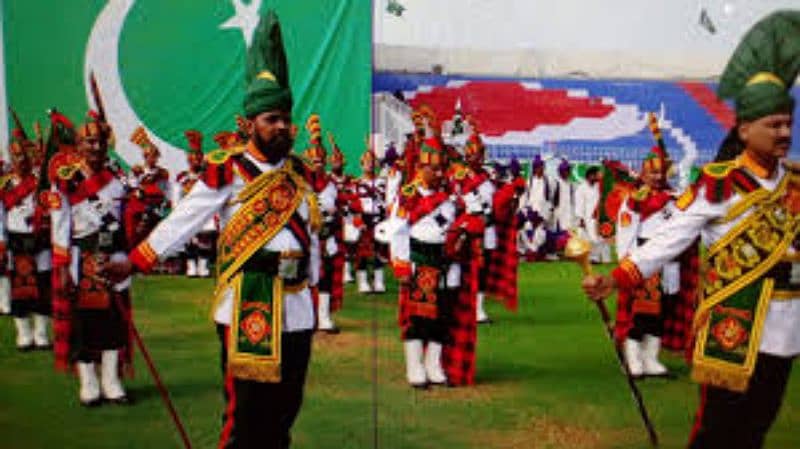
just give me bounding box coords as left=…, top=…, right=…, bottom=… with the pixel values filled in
left=1, top=261, right=799, bottom=449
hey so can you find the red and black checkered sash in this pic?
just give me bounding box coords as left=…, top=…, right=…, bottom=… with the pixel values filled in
left=486, top=181, right=522, bottom=311
left=2, top=175, right=37, bottom=210
left=443, top=213, right=483, bottom=385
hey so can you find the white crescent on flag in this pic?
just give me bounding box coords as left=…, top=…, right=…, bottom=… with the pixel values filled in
left=85, top=0, right=188, bottom=173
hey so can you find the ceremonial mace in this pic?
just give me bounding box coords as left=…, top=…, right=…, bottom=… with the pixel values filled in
left=564, top=234, right=659, bottom=448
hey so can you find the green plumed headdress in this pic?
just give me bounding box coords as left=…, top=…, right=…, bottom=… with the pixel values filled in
left=718, top=10, right=800, bottom=121
left=243, top=10, right=293, bottom=118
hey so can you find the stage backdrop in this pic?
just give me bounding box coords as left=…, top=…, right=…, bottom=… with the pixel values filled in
left=373, top=72, right=800, bottom=188
left=2, top=0, right=370, bottom=174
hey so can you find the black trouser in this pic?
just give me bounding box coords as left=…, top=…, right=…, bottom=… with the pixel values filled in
left=10, top=270, right=52, bottom=317
left=404, top=288, right=456, bottom=344
left=318, top=256, right=335, bottom=293
left=627, top=312, right=663, bottom=341
left=217, top=325, right=313, bottom=449
left=689, top=353, right=793, bottom=449
left=479, top=249, right=490, bottom=292
left=73, top=290, right=129, bottom=362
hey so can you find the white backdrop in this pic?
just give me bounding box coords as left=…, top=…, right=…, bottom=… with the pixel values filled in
left=374, top=0, right=799, bottom=78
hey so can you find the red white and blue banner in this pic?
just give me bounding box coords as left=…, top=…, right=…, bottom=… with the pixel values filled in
left=373, top=72, right=800, bottom=169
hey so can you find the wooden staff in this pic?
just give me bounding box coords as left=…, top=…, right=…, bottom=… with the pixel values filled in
left=564, top=234, right=659, bottom=448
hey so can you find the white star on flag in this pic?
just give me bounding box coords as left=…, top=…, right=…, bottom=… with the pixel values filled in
left=220, top=0, right=263, bottom=47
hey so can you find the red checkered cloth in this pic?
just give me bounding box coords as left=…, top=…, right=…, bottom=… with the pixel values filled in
left=52, top=268, right=73, bottom=373
left=355, top=224, right=376, bottom=264
left=613, top=241, right=699, bottom=355
left=613, top=273, right=661, bottom=343
left=485, top=184, right=521, bottom=311
left=442, top=214, right=483, bottom=386
left=664, top=240, right=699, bottom=359
left=52, top=269, right=134, bottom=378
left=329, top=248, right=346, bottom=312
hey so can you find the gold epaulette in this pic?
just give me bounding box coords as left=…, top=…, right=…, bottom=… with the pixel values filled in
left=701, top=160, right=737, bottom=179
left=0, top=174, right=12, bottom=190
left=401, top=182, right=417, bottom=197
left=56, top=163, right=81, bottom=181
left=630, top=185, right=651, bottom=202
left=206, top=146, right=245, bottom=165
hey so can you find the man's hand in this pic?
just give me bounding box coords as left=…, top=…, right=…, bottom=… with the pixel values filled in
left=581, top=274, right=616, bottom=302
left=104, top=259, right=133, bottom=284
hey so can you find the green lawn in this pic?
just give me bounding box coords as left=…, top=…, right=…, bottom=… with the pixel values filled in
left=1, top=262, right=799, bottom=449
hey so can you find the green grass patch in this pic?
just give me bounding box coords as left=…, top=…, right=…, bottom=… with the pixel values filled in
left=1, top=263, right=798, bottom=448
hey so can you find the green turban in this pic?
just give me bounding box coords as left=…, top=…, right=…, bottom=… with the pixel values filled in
left=243, top=10, right=293, bottom=118
left=718, top=10, right=800, bottom=121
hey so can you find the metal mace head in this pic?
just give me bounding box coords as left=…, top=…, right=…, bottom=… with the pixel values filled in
left=564, top=231, right=593, bottom=275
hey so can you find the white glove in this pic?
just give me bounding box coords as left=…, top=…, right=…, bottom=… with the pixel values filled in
left=278, top=258, right=299, bottom=279
left=325, top=236, right=338, bottom=256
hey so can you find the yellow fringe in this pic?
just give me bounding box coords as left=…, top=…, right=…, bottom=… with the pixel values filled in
left=690, top=363, right=749, bottom=393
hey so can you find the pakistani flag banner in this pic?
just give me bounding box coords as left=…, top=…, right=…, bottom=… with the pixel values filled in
left=2, top=0, right=370, bottom=174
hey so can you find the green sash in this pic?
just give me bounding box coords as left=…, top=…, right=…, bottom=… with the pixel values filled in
left=692, top=173, right=800, bottom=392
left=214, top=167, right=307, bottom=383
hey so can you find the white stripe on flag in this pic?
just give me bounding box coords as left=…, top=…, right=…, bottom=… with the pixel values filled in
left=0, top=4, right=7, bottom=161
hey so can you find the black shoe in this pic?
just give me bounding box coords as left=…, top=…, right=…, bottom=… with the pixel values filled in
left=17, top=344, right=34, bottom=352
left=322, top=327, right=341, bottom=335
left=104, top=394, right=131, bottom=405
left=410, top=382, right=428, bottom=390
left=80, top=397, right=102, bottom=408
left=477, top=318, right=493, bottom=325
left=34, top=343, right=53, bottom=351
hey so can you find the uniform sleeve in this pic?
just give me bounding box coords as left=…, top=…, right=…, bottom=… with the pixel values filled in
left=170, top=178, right=183, bottom=209
left=614, top=196, right=639, bottom=258
left=319, top=182, right=337, bottom=213
left=130, top=180, right=233, bottom=272
left=0, top=200, right=6, bottom=246
left=308, top=232, right=320, bottom=287
left=389, top=202, right=411, bottom=278
left=613, top=186, right=723, bottom=288
left=49, top=189, right=71, bottom=267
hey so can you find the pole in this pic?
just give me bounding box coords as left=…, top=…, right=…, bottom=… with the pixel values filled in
left=111, top=294, right=194, bottom=449
left=565, top=238, right=659, bottom=448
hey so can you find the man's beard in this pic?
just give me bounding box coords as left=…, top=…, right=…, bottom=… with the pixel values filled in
left=254, top=131, right=294, bottom=164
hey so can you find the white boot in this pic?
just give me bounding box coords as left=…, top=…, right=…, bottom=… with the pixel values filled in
left=32, top=314, right=51, bottom=349
left=642, top=334, right=669, bottom=377
left=14, top=317, right=34, bottom=350
left=357, top=270, right=372, bottom=293
left=186, top=259, right=198, bottom=277
left=77, top=362, right=101, bottom=407
left=198, top=258, right=210, bottom=277
left=424, top=342, right=448, bottom=385
left=403, top=340, right=427, bottom=388
left=476, top=292, right=491, bottom=324
left=0, top=277, right=10, bottom=314
left=101, top=350, right=129, bottom=404
left=623, top=338, right=644, bottom=378
left=372, top=268, right=386, bottom=293
left=316, top=293, right=339, bottom=333
left=343, top=261, right=354, bottom=283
